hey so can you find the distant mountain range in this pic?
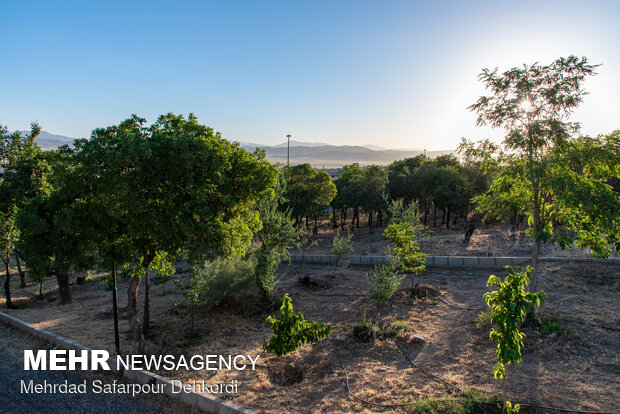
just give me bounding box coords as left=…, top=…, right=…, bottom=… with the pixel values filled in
left=17, top=131, right=453, bottom=167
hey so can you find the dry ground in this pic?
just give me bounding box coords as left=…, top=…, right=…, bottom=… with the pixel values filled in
left=1, top=258, right=618, bottom=413
left=300, top=220, right=616, bottom=259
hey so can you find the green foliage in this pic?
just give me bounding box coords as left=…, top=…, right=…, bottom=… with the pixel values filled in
left=330, top=229, right=354, bottom=272
left=352, top=315, right=375, bottom=342
left=366, top=254, right=404, bottom=322
left=174, top=264, right=213, bottom=334
left=283, top=163, right=336, bottom=224
left=199, top=255, right=255, bottom=308
left=262, top=294, right=332, bottom=357
left=151, top=251, right=176, bottom=294
left=254, top=175, right=310, bottom=296
left=465, top=56, right=618, bottom=289
left=0, top=206, right=18, bottom=267
left=484, top=266, right=546, bottom=380
left=384, top=198, right=427, bottom=293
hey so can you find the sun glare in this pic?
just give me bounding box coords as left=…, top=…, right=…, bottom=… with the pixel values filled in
left=520, top=99, right=533, bottom=111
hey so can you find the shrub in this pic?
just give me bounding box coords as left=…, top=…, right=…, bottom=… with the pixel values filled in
left=331, top=229, right=354, bottom=275
left=353, top=316, right=375, bottom=342
left=367, top=253, right=403, bottom=323
left=200, top=255, right=255, bottom=308
left=262, top=294, right=332, bottom=357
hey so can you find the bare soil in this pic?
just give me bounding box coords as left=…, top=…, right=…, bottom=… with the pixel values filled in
left=2, top=259, right=619, bottom=413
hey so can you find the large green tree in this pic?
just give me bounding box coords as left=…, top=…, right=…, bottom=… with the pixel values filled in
left=283, top=163, right=336, bottom=231
left=21, top=114, right=277, bottom=352
left=465, top=56, right=619, bottom=289
left=360, top=165, right=388, bottom=233
left=0, top=123, right=51, bottom=304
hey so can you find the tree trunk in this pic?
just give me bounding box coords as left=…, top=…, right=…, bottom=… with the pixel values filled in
left=313, top=217, right=318, bottom=235
left=4, top=262, right=15, bottom=309
left=15, top=253, right=26, bottom=288
left=39, top=281, right=43, bottom=298
left=369, top=210, right=374, bottom=234
left=433, top=206, right=437, bottom=227
left=142, top=272, right=150, bottom=336
left=441, top=209, right=446, bottom=226
left=355, top=208, right=360, bottom=228
left=423, top=204, right=428, bottom=226
left=378, top=210, right=383, bottom=227
left=332, top=209, right=337, bottom=229
left=340, top=208, right=346, bottom=231
left=305, top=216, right=309, bottom=228
left=127, top=253, right=155, bottom=354
left=446, top=207, right=450, bottom=229
left=55, top=269, right=72, bottom=304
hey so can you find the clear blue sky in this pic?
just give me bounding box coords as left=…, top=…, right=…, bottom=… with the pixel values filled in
left=1, top=0, right=618, bottom=150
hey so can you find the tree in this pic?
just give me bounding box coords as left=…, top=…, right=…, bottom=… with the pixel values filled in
left=253, top=175, right=310, bottom=297
left=360, top=165, right=388, bottom=233
left=332, top=163, right=365, bottom=229
left=466, top=56, right=618, bottom=290
left=384, top=199, right=427, bottom=294
left=387, top=154, right=427, bottom=203
left=62, top=113, right=277, bottom=352
left=366, top=254, right=403, bottom=325
left=0, top=123, right=51, bottom=300
left=0, top=206, right=19, bottom=308
left=484, top=266, right=546, bottom=412
left=330, top=229, right=353, bottom=275
left=262, top=294, right=332, bottom=357
left=283, top=164, right=336, bottom=231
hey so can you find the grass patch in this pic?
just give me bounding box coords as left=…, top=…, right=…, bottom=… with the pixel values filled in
left=353, top=318, right=408, bottom=342
left=406, top=389, right=503, bottom=414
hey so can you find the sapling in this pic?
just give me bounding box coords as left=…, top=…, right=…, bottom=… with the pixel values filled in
left=484, top=266, right=546, bottom=413
left=262, top=294, right=332, bottom=357
left=330, top=229, right=353, bottom=276
left=175, top=265, right=212, bottom=335
left=366, top=253, right=403, bottom=326
left=384, top=199, right=427, bottom=295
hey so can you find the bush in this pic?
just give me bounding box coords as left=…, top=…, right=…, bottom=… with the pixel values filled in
left=196, top=255, right=256, bottom=308
left=367, top=253, right=404, bottom=323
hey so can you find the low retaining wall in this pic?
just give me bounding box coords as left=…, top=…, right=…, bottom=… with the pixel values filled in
left=0, top=312, right=255, bottom=414
left=289, top=254, right=619, bottom=268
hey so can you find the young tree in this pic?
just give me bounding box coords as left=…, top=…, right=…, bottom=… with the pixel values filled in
left=253, top=175, right=309, bottom=297
left=330, top=229, right=354, bottom=275
left=465, top=56, right=619, bottom=290
left=366, top=254, right=403, bottom=325
left=384, top=199, right=427, bottom=295
left=262, top=294, right=332, bottom=357
left=484, top=266, right=546, bottom=412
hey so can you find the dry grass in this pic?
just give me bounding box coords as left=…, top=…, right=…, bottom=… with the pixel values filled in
left=1, top=259, right=619, bottom=413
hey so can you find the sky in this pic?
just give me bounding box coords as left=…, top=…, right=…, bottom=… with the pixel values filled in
left=1, top=0, right=618, bottom=150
